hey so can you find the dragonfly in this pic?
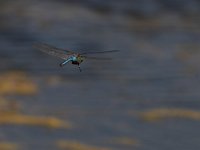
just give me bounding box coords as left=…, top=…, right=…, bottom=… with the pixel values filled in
left=34, top=43, right=119, bottom=72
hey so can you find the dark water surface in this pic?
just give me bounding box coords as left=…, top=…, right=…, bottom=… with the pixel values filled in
left=0, top=0, right=200, bottom=149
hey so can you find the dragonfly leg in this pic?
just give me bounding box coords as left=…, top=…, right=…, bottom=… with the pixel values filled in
left=78, top=65, right=82, bottom=72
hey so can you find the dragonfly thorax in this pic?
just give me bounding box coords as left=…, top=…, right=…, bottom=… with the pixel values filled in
left=72, top=56, right=77, bottom=61
left=71, top=55, right=84, bottom=65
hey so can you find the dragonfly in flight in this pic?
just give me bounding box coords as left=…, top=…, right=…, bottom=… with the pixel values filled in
left=34, top=43, right=119, bottom=72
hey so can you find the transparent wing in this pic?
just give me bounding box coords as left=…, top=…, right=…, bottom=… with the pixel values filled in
left=80, top=50, right=119, bottom=55
left=82, top=56, right=112, bottom=60
left=33, top=43, right=75, bottom=60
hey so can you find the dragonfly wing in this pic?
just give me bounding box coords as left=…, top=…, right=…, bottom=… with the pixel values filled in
left=80, top=50, right=119, bottom=55
left=83, top=56, right=112, bottom=60
left=34, top=43, right=75, bottom=60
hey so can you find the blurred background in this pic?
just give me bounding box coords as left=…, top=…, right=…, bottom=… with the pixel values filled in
left=0, top=0, right=200, bottom=149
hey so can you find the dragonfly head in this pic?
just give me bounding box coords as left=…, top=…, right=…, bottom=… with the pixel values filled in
left=77, top=55, right=84, bottom=63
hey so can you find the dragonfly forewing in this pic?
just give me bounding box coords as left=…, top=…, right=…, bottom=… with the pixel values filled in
left=82, top=56, right=112, bottom=60
left=80, top=50, right=120, bottom=55
left=34, top=43, right=75, bottom=60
